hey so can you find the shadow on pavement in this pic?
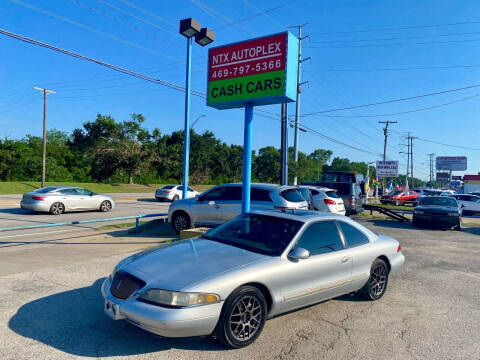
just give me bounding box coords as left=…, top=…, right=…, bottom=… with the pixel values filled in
left=9, top=278, right=224, bottom=357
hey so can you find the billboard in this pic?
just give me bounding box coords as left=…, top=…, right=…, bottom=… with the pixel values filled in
left=207, top=32, right=298, bottom=109
left=436, top=156, right=467, bottom=171
left=436, top=172, right=450, bottom=183
left=376, top=161, right=399, bottom=178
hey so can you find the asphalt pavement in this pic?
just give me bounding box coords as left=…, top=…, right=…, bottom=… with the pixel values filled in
left=0, top=218, right=479, bottom=359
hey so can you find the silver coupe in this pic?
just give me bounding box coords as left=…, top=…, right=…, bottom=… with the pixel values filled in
left=20, top=186, right=115, bottom=214
left=102, top=210, right=404, bottom=348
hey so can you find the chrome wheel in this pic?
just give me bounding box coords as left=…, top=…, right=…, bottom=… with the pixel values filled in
left=229, top=296, right=262, bottom=342
left=172, top=212, right=190, bottom=233
left=100, top=200, right=111, bottom=212
left=50, top=202, right=64, bottom=215
left=370, top=263, right=387, bottom=297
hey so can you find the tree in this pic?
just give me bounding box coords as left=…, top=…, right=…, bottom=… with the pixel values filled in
left=254, top=146, right=280, bottom=183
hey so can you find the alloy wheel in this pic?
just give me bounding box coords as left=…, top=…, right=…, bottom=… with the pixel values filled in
left=101, top=201, right=111, bottom=212
left=174, top=214, right=189, bottom=232
left=370, top=264, right=387, bottom=297
left=51, top=203, right=64, bottom=215
left=229, top=296, right=262, bottom=342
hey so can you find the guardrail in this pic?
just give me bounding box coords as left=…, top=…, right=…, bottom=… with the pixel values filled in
left=0, top=213, right=168, bottom=233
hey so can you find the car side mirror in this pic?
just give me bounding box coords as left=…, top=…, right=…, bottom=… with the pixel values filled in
left=288, top=247, right=310, bottom=261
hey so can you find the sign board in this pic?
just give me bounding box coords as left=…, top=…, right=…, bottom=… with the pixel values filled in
left=436, top=156, right=467, bottom=171
left=436, top=172, right=450, bottom=182
left=376, top=161, right=399, bottom=178
left=207, top=32, right=298, bottom=109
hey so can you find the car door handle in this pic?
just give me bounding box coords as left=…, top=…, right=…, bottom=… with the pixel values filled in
left=341, top=256, right=352, bottom=263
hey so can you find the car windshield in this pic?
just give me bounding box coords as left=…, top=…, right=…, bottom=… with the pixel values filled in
left=389, top=191, right=402, bottom=195
left=202, top=213, right=303, bottom=256
left=34, top=186, right=59, bottom=194
left=420, top=197, right=458, bottom=207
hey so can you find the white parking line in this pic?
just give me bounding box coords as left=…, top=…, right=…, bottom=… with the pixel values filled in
left=0, top=228, right=89, bottom=240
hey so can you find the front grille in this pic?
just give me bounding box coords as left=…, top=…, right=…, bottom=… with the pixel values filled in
left=424, top=211, right=449, bottom=216
left=110, top=271, right=146, bottom=300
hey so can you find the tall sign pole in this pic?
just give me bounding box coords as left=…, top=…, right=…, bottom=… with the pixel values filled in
left=242, top=104, right=254, bottom=212
left=33, top=86, right=55, bottom=188
left=182, top=36, right=193, bottom=199
left=280, top=103, right=288, bottom=185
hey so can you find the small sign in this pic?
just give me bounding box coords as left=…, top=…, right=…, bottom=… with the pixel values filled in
left=376, top=161, right=399, bottom=178
left=436, top=156, right=467, bottom=171
left=207, top=32, right=298, bottom=109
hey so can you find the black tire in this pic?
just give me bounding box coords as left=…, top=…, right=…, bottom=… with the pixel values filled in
left=455, top=221, right=462, bottom=231
left=358, top=258, right=389, bottom=301
left=50, top=202, right=65, bottom=215
left=171, top=211, right=191, bottom=234
left=100, top=200, right=112, bottom=212
left=214, top=286, right=267, bottom=349
left=172, top=194, right=180, bottom=201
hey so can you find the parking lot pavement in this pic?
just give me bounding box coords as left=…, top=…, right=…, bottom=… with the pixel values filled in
left=1, top=220, right=479, bottom=360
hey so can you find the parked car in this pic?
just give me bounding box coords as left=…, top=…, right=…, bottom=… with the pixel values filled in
left=103, top=209, right=404, bottom=348
left=440, top=190, right=456, bottom=196
left=20, top=186, right=115, bottom=215
left=297, top=185, right=346, bottom=215
left=412, top=196, right=462, bottom=230
left=321, top=171, right=364, bottom=184
left=168, top=183, right=308, bottom=233
left=155, top=185, right=199, bottom=201
left=450, top=194, right=480, bottom=215
left=470, top=191, right=480, bottom=197
left=303, top=181, right=363, bottom=215
left=414, top=189, right=443, bottom=205
left=380, top=190, right=418, bottom=206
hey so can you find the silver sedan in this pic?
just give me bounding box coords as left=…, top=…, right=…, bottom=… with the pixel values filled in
left=102, top=210, right=404, bottom=348
left=20, top=186, right=115, bottom=214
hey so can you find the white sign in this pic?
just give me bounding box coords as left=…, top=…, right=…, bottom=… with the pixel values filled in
left=436, top=156, right=467, bottom=171
left=376, top=160, right=399, bottom=178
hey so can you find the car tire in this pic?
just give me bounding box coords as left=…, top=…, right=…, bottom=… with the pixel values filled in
left=100, top=200, right=112, bottom=212
left=50, top=202, right=65, bottom=215
left=171, top=211, right=191, bottom=234
left=455, top=221, right=462, bottom=231
left=214, top=286, right=267, bottom=349
left=395, top=200, right=401, bottom=206
left=172, top=195, right=180, bottom=201
left=358, top=258, right=389, bottom=301
left=412, top=219, right=419, bottom=228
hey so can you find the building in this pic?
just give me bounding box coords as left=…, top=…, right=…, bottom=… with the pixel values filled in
left=463, top=175, right=480, bottom=193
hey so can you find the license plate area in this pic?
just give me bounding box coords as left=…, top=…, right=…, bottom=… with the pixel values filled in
left=104, top=300, right=125, bottom=320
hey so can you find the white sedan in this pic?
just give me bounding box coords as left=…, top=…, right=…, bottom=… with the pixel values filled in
left=155, top=185, right=199, bottom=201
left=450, top=194, right=480, bottom=215
left=298, top=185, right=346, bottom=215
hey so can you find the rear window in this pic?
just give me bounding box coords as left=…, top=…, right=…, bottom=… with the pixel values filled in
left=326, top=191, right=339, bottom=198
left=162, top=185, right=175, bottom=190
left=280, top=189, right=306, bottom=203
left=317, top=182, right=352, bottom=196
left=251, top=188, right=272, bottom=202
left=34, top=187, right=59, bottom=194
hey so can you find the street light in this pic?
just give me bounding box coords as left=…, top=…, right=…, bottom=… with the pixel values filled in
left=191, top=114, right=206, bottom=128
left=179, top=18, right=214, bottom=199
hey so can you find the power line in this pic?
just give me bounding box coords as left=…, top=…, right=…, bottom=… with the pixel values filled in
left=311, top=20, right=480, bottom=36
left=213, top=0, right=297, bottom=30
left=116, top=0, right=176, bottom=28
left=0, top=28, right=205, bottom=98
left=8, top=0, right=184, bottom=64
left=305, top=64, right=480, bottom=72
left=390, top=129, right=480, bottom=151
left=301, top=84, right=480, bottom=115
left=305, top=37, right=480, bottom=49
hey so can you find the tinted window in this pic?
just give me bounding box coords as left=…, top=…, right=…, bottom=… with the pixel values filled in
left=204, top=214, right=303, bottom=256
left=251, top=188, right=272, bottom=202
left=280, top=189, right=305, bottom=203
left=296, top=221, right=343, bottom=255
left=59, top=189, right=78, bottom=195
left=162, top=185, right=175, bottom=190
left=420, top=197, right=458, bottom=207
left=77, top=188, right=93, bottom=195
left=326, top=191, right=339, bottom=198
left=310, top=189, right=320, bottom=196
left=339, top=174, right=353, bottom=182
left=35, top=187, right=59, bottom=194
left=223, top=186, right=242, bottom=201
left=202, top=187, right=228, bottom=201
left=187, top=187, right=194, bottom=192
left=298, top=188, right=311, bottom=201
left=390, top=190, right=402, bottom=195
left=338, top=222, right=369, bottom=248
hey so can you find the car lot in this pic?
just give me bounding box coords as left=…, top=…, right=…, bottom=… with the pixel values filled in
left=0, top=218, right=479, bottom=359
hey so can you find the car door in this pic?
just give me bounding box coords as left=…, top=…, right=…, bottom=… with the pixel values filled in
left=336, top=220, right=374, bottom=291
left=250, top=188, right=276, bottom=212
left=57, top=189, right=76, bottom=210
left=279, top=220, right=353, bottom=313
left=77, top=188, right=98, bottom=210
left=193, top=186, right=228, bottom=225
left=69, top=188, right=91, bottom=210
left=220, top=186, right=243, bottom=221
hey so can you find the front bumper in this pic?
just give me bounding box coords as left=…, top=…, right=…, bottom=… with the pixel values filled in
left=413, top=214, right=459, bottom=228
left=101, top=277, right=222, bottom=338
left=20, top=200, right=51, bottom=212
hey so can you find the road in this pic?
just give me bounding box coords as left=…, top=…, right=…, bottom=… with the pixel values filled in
left=0, top=218, right=479, bottom=359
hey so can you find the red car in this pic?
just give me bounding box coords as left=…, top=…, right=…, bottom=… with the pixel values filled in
left=381, top=190, right=418, bottom=206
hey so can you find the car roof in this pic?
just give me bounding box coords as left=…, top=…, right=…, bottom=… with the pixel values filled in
left=38, top=186, right=80, bottom=191
left=217, top=183, right=298, bottom=191
left=298, top=185, right=337, bottom=192
left=250, top=209, right=345, bottom=222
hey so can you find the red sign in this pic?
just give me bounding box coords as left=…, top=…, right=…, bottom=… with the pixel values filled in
left=208, top=33, right=287, bottom=82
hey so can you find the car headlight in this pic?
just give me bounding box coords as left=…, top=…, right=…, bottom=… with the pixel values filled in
left=448, top=212, right=459, bottom=217
left=138, top=289, right=220, bottom=307
left=414, top=210, right=424, bottom=215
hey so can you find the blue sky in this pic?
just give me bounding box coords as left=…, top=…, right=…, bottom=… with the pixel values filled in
left=1, top=0, right=480, bottom=180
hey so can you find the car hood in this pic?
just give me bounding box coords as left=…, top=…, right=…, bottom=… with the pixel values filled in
left=121, top=238, right=268, bottom=290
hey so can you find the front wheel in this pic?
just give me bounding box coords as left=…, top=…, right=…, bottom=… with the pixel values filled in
left=171, top=211, right=191, bottom=234
left=358, top=258, right=389, bottom=301
left=100, top=200, right=112, bottom=212
left=50, top=202, right=65, bottom=215
left=172, top=194, right=180, bottom=201
left=214, top=286, right=267, bottom=349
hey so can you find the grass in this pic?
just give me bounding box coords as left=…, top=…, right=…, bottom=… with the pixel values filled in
left=95, top=221, right=146, bottom=231
left=0, top=182, right=214, bottom=195
left=373, top=203, right=414, bottom=212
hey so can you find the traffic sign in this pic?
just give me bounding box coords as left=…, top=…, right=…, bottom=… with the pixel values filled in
left=207, top=32, right=298, bottom=109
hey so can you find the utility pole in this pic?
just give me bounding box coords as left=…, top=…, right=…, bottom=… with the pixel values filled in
left=428, top=153, right=435, bottom=189
left=33, top=86, right=55, bottom=188
left=379, top=120, right=397, bottom=191
left=291, top=23, right=310, bottom=185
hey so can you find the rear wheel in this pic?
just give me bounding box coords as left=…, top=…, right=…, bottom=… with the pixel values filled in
left=172, top=194, right=180, bottom=201
left=214, top=286, right=267, bottom=349
left=358, top=258, right=389, bottom=301
left=171, top=211, right=191, bottom=234
left=50, top=202, right=65, bottom=215
left=100, top=200, right=112, bottom=212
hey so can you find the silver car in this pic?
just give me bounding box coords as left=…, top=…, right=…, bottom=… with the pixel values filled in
left=20, top=186, right=115, bottom=214
left=102, top=210, right=404, bottom=348
left=168, top=183, right=309, bottom=233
